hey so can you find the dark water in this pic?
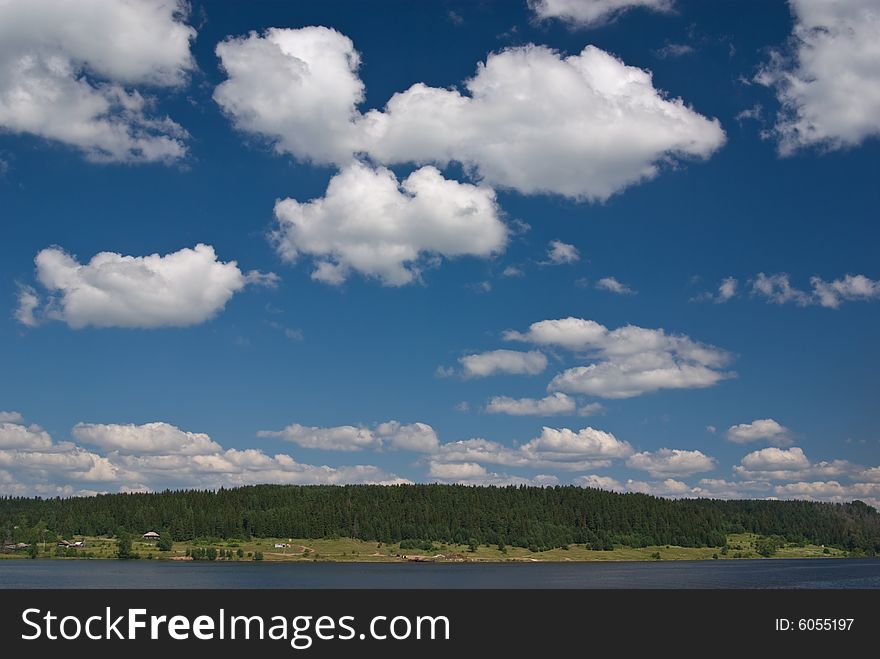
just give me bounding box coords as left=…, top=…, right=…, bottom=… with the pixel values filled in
left=1, top=558, right=879, bottom=588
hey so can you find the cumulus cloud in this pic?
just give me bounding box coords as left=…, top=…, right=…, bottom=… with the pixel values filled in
left=0, top=416, right=407, bottom=496
left=756, top=0, right=880, bottom=154
left=432, top=425, right=630, bottom=472
left=272, top=162, right=507, bottom=286
left=731, top=445, right=855, bottom=482
left=459, top=349, right=548, bottom=378
left=216, top=28, right=724, bottom=201
left=0, top=411, right=24, bottom=424
left=522, top=426, right=633, bottom=459
left=214, top=26, right=364, bottom=164
left=72, top=422, right=223, bottom=456
left=0, top=0, right=195, bottom=163
left=0, top=422, right=53, bottom=450
left=595, top=276, right=635, bottom=295
left=545, top=240, right=580, bottom=265
left=257, top=420, right=438, bottom=453
left=727, top=419, right=792, bottom=446
left=486, top=393, right=578, bottom=416
left=751, top=272, right=880, bottom=308
left=17, top=244, right=275, bottom=329
left=427, top=460, right=560, bottom=487
left=626, top=448, right=716, bottom=477
left=505, top=317, right=732, bottom=398
left=528, top=0, right=674, bottom=27
left=362, top=44, right=724, bottom=201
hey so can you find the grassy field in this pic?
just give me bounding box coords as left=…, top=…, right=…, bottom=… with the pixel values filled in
left=1, top=532, right=848, bottom=562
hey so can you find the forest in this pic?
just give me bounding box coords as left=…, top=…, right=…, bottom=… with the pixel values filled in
left=2, top=484, right=878, bottom=553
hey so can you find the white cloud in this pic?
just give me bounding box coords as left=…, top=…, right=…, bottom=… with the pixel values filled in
left=523, top=426, right=633, bottom=459
left=574, top=474, right=625, bottom=491
left=14, top=285, right=40, bottom=327
left=272, top=162, right=507, bottom=286
left=694, top=276, right=738, bottom=303
left=502, top=266, right=524, bottom=277
left=486, top=392, right=605, bottom=416
left=505, top=317, right=732, bottom=398
left=0, top=0, right=195, bottom=163
left=0, top=411, right=24, bottom=424
left=426, top=459, right=560, bottom=486
left=626, top=448, right=716, bottom=477
left=374, top=421, right=440, bottom=452
left=72, top=422, right=223, bottom=456
left=0, top=422, right=53, bottom=450
left=0, top=417, right=409, bottom=496
left=528, top=0, right=674, bottom=27
left=733, top=446, right=811, bottom=480
left=810, top=275, right=880, bottom=308
left=19, top=244, right=274, bottom=329
left=546, top=240, right=580, bottom=265
left=257, top=420, right=438, bottom=453
left=459, top=349, right=548, bottom=378
left=857, top=467, right=880, bottom=483
left=432, top=431, right=622, bottom=472
left=756, top=0, right=880, bottom=154
left=362, top=44, right=724, bottom=201
left=216, top=28, right=724, bottom=201
left=486, top=393, right=577, bottom=416
left=595, top=276, right=635, bottom=295
left=625, top=477, right=694, bottom=496
left=752, top=272, right=880, bottom=308
left=727, top=419, right=792, bottom=446
left=428, top=461, right=487, bottom=480
left=655, top=43, right=695, bottom=59
left=751, top=273, right=813, bottom=306
left=214, top=26, right=364, bottom=165
left=774, top=481, right=880, bottom=509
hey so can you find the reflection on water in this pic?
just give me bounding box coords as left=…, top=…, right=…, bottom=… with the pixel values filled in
left=1, top=557, right=879, bottom=589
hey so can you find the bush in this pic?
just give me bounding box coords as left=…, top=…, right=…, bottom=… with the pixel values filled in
left=254, top=551, right=264, bottom=561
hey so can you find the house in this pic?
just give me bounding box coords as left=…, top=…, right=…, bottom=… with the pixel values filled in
left=142, top=531, right=160, bottom=541
left=57, top=540, right=71, bottom=547
left=73, top=540, right=85, bottom=548
left=274, top=543, right=287, bottom=549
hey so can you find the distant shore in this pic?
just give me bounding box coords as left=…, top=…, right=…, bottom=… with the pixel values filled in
left=1, top=532, right=855, bottom=563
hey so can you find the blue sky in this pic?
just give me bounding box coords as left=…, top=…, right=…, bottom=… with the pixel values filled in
left=1, top=0, right=879, bottom=503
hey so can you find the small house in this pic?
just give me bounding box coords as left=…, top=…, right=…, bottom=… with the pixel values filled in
left=142, top=531, right=160, bottom=541
left=274, top=543, right=287, bottom=549
left=57, top=540, right=71, bottom=547
left=73, top=540, right=85, bottom=547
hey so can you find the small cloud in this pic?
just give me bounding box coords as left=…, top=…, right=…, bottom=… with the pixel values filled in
left=706, top=425, right=716, bottom=434
left=268, top=321, right=304, bottom=341
left=502, top=266, right=524, bottom=278
left=466, top=281, right=492, bottom=294
left=654, top=43, right=694, bottom=59
left=545, top=240, right=580, bottom=265
left=735, top=103, right=763, bottom=123
left=447, top=10, right=464, bottom=25
left=578, top=402, right=605, bottom=417
left=435, top=365, right=455, bottom=379
left=692, top=276, right=737, bottom=303
left=454, top=401, right=470, bottom=413
left=595, top=277, right=636, bottom=295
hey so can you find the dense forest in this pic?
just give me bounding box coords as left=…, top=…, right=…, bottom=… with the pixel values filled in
left=2, top=484, right=879, bottom=552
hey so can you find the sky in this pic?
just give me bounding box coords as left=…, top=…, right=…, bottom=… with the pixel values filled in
left=1, top=0, right=879, bottom=506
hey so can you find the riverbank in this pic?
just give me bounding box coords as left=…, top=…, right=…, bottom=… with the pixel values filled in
left=0, top=533, right=851, bottom=563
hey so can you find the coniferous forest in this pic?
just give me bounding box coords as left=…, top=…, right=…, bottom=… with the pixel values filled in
left=2, top=484, right=879, bottom=553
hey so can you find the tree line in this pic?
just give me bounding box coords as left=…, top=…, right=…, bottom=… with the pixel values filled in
left=2, top=484, right=878, bottom=552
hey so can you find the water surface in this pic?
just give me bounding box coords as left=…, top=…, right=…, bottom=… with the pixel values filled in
left=1, top=557, right=879, bottom=588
